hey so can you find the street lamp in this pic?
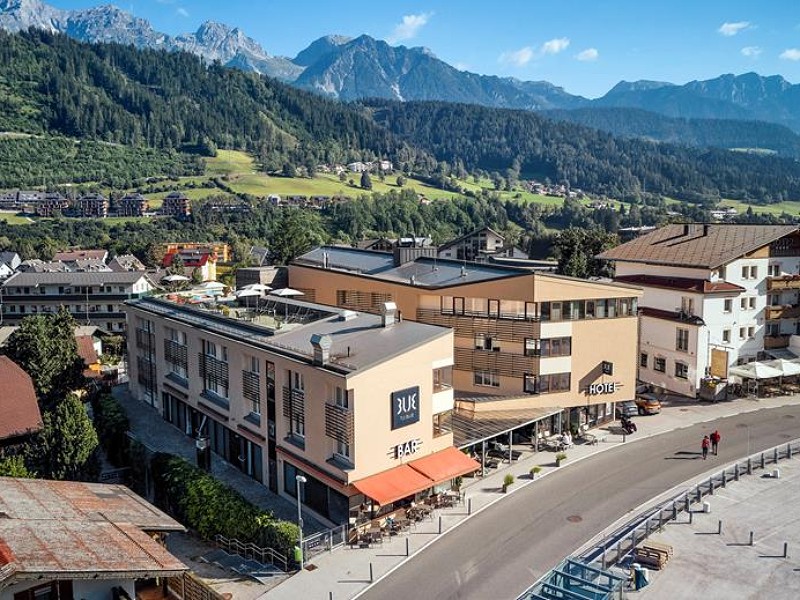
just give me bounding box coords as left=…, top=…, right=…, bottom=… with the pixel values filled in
left=295, top=474, right=307, bottom=569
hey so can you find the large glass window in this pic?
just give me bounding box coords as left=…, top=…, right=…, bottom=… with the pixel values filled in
left=524, top=372, right=571, bottom=394
left=474, top=370, right=500, bottom=387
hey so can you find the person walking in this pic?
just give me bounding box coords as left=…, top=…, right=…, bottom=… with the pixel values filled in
left=701, top=435, right=711, bottom=460
left=710, top=430, right=721, bottom=455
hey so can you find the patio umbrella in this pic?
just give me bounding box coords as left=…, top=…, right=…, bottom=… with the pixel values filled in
left=269, top=287, right=304, bottom=319
left=241, top=283, right=273, bottom=293
left=162, top=274, right=190, bottom=283
left=235, top=287, right=261, bottom=310
left=197, top=281, right=226, bottom=290
left=729, top=362, right=783, bottom=380
left=764, top=359, right=800, bottom=377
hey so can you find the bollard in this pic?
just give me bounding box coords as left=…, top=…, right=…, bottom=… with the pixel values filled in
left=748, top=458, right=752, bottom=475
left=645, top=520, right=651, bottom=537
left=623, top=432, right=627, bottom=443
left=468, top=498, right=472, bottom=515
left=697, top=488, right=702, bottom=503
left=672, top=502, right=677, bottom=520
left=631, top=530, right=637, bottom=549
left=685, top=495, right=690, bottom=513
left=735, top=463, right=740, bottom=481
left=601, top=546, right=606, bottom=570
left=406, top=538, right=409, bottom=557
left=708, top=477, right=714, bottom=495
left=330, top=593, right=333, bottom=600
left=784, top=542, right=788, bottom=558
left=438, top=516, right=442, bottom=534
left=689, top=511, right=694, bottom=525
left=658, top=510, right=663, bottom=529
left=761, top=453, right=766, bottom=469
left=774, top=448, right=779, bottom=464
left=722, top=470, right=727, bottom=487
left=616, top=542, right=623, bottom=564
left=749, top=531, right=754, bottom=546
left=369, top=563, right=374, bottom=583
left=789, top=444, right=793, bottom=459
left=718, top=520, right=722, bottom=535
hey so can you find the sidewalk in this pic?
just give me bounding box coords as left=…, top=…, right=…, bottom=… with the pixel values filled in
left=261, top=393, right=800, bottom=600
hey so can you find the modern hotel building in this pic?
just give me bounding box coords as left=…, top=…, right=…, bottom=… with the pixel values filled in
left=124, top=296, right=479, bottom=525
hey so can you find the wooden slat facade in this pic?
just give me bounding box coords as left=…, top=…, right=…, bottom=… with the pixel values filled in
left=417, top=308, right=540, bottom=342
left=282, top=386, right=305, bottom=426
left=454, top=347, right=539, bottom=378
left=325, top=403, right=354, bottom=443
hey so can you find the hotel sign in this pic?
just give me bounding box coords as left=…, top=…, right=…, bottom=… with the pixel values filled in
left=391, top=386, right=420, bottom=430
left=587, top=382, right=619, bottom=395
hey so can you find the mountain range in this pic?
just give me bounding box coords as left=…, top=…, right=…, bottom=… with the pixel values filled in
left=3, top=0, right=800, bottom=140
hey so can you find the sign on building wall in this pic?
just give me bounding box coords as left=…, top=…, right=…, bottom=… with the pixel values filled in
left=710, top=348, right=729, bottom=379
left=587, top=382, right=619, bottom=395
left=391, top=386, right=420, bottom=429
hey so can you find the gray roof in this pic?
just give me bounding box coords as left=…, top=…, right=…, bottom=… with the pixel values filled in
left=0, top=252, right=20, bottom=269
left=3, top=271, right=156, bottom=287
left=126, top=296, right=451, bottom=375
left=295, top=246, right=531, bottom=288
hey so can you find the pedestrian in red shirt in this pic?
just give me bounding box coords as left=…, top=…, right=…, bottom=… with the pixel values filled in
left=701, top=435, right=710, bottom=460
left=710, top=430, right=721, bottom=455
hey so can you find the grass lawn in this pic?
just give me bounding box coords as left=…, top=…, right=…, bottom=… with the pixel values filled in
left=0, top=210, right=33, bottom=225
left=718, top=199, right=800, bottom=217
left=206, top=149, right=257, bottom=176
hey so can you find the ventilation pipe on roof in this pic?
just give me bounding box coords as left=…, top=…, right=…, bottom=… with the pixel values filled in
left=381, top=301, right=398, bottom=328
left=410, top=275, right=416, bottom=286
left=461, top=265, right=468, bottom=278
left=310, top=333, right=332, bottom=365
left=323, top=251, right=329, bottom=269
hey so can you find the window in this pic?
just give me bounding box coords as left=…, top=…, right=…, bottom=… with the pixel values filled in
left=474, top=370, right=500, bottom=387
left=739, top=327, right=746, bottom=340
left=540, top=337, right=572, bottom=357
left=749, top=297, right=756, bottom=309
left=741, top=265, right=749, bottom=279
left=640, top=352, right=648, bottom=368
left=768, top=264, right=781, bottom=277
left=524, top=372, right=571, bottom=394
left=722, top=329, right=731, bottom=343
left=676, top=328, right=689, bottom=352
left=750, top=266, right=758, bottom=279
left=680, top=296, right=694, bottom=315
left=740, top=298, right=747, bottom=310
left=723, top=299, right=732, bottom=313
left=767, top=323, right=780, bottom=336
left=334, top=386, right=348, bottom=409
left=675, top=362, right=689, bottom=379
left=335, top=438, right=350, bottom=459
left=524, top=338, right=539, bottom=357
left=748, top=326, right=755, bottom=339
left=474, top=334, right=500, bottom=351
left=654, top=357, right=666, bottom=373
left=291, top=370, right=304, bottom=391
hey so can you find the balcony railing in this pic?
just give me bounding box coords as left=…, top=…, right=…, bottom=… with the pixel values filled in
left=454, top=347, right=540, bottom=377
left=767, top=276, right=800, bottom=291
left=766, top=305, right=800, bottom=320
left=417, top=308, right=540, bottom=342
left=325, top=403, right=354, bottom=443
left=764, top=334, right=791, bottom=349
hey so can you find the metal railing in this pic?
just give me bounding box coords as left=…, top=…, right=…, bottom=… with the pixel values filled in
left=581, top=439, right=800, bottom=571
left=517, top=438, right=800, bottom=599
left=302, top=523, right=348, bottom=561
left=214, top=534, right=289, bottom=572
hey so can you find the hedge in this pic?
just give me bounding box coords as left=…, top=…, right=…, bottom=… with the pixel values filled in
left=92, top=393, right=130, bottom=467
left=151, top=453, right=298, bottom=557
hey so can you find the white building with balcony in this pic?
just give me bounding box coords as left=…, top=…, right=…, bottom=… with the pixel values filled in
left=599, top=223, right=800, bottom=397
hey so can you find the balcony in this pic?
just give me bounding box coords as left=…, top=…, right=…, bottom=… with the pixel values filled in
left=416, top=308, right=540, bottom=342
left=767, top=276, right=800, bottom=291
left=766, top=305, right=800, bottom=320
left=764, top=334, right=791, bottom=349
left=454, top=347, right=539, bottom=377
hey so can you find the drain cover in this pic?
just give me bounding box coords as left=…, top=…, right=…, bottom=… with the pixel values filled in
left=566, top=515, right=583, bottom=523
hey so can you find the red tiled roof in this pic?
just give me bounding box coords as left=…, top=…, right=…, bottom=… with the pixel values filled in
left=0, top=357, right=42, bottom=441
left=615, top=274, right=744, bottom=294
left=53, top=249, right=107, bottom=262
left=75, top=335, right=99, bottom=366
left=598, top=224, right=799, bottom=268
left=0, top=477, right=186, bottom=580
left=162, top=251, right=213, bottom=268
left=640, top=307, right=704, bottom=325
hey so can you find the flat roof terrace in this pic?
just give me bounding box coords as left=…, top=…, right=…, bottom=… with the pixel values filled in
left=126, top=294, right=451, bottom=375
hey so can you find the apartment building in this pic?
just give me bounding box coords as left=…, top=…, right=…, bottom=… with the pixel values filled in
left=599, top=223, right=800, bottom=397
left=76, top=193, right=109, bottom=218
left=124, top=295, right=477, bottom=526
left=289, top=246, right=642, bottom=430
left=161, top=192, right=192, bottom=218
left=117, top=192, right=149, bottom=216
left=1, top=271, right=157, bottom=332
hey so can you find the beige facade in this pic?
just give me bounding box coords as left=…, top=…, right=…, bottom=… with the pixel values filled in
left=124, top=296, right=458, bottom=525
left=290, top=248, right=642, bottom=416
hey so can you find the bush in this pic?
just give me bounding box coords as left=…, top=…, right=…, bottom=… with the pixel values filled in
left=555, top=452, right=568, bottom=463
left=529, top=465, right=542, bottom=477
left=93, top=393, right=130, bottom=467
left=151, top=453, right=298, bottom=557
left=503, top=474, right=515, bottom=487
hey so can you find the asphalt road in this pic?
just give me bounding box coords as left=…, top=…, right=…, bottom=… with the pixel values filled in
left=360, top=404, right=800, bottom=600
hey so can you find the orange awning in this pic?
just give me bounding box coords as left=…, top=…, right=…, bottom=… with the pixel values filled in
left=352, top=465, right=434, bottom=506
left=408, top=446, right=481, bottom=484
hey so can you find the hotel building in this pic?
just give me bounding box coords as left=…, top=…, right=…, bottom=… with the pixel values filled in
left=289, top=246, right=642, bottom=430
left=124, top=296, right=479, bottom=526
left=599, top=223, right=800, bottom=397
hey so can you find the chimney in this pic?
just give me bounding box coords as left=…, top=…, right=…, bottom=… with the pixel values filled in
left=381, top=301, right=398, bottom=328
left=310, top=333, right=332, bottom=365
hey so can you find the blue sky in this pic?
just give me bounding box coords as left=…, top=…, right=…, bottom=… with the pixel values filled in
left=52, top=0, right=800, bottom=98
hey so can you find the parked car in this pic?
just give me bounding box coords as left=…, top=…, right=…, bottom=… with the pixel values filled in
left=615, top=400, right=638, bottom=419
left=635, top=393, right=662, bottom=415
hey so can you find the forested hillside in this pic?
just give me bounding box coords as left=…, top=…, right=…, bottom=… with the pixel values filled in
left=369, top=100, right=800, bottom=203
left=0, top=30, right=424, bottom=172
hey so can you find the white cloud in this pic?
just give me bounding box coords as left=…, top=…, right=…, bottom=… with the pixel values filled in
left=176, top=7, right=189, bottom=17
left=740, top=46, right=762, bottom=58
left=718, top=21, right=751, bottom=36
left=542, top=37, right=570, bottom=55
left=576, top=48, right=599, bottom=62
left=499, top=46, right=535, bottom=67
left=780, top=48, right=800, bottom=61
left=387, top=12, right=433, bottom=44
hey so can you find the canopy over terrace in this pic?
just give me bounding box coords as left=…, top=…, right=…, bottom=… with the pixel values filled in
left=452, top=403, right=563, bottom=449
